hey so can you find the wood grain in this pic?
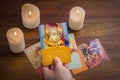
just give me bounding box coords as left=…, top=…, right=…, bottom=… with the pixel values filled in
left=0, top=0, right=120, bottom=80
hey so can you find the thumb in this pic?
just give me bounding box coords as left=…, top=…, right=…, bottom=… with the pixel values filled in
left=54, top=57, right=63, bottom=68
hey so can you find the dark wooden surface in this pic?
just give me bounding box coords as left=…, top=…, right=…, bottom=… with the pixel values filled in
left=0, top=0, right=120, bottom=80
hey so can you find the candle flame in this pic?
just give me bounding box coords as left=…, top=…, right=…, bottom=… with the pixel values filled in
left=29, top=11, right=32, bottom=17
left=14, top=32, right=17, bottom=36
left=76, top=9, right=79, bottom=14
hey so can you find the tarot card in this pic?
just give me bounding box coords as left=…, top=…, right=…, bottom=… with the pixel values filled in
left=38, top=22, right=71, bottom=66
left=71, top=50, right=88, bottom=74
left=24, top=42, right=44, bottom=80
left=78, top=39, right=110, bottom=69
left=68, top=33, right=82, bottom=70
left=68, top=33, right=88, bottom=74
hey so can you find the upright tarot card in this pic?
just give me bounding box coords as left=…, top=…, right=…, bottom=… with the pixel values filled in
left=39, top=22, right=71, bottom=66
left=68, top=33, right=88, bottom=74
left=68, top=33, right=82, bottom=70
left=24, top=42, right=44, bottom=80
left=78, top=39, right=110, bottom=68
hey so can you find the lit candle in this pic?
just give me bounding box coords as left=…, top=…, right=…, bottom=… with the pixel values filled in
left=68, top=6, right=85, bottom=30
left=21, top=3, right=40, bottom=29
left=6, top=28, right=25, bottom=53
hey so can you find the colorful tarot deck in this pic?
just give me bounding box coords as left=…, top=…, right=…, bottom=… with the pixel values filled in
left=24, top=35, right=110, bottom=77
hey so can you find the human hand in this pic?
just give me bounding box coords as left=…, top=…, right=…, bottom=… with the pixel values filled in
left=42, top=57, right=74, bottom=80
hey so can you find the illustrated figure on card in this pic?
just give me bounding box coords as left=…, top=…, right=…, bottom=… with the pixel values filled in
left=39, top=22, right=70, bottom=66
left=44, top=23, right=65, bottom=47
left=24, top=42, right=44, bottom=80
left=69, top=36, right=78, bottom=53
left=78, top=39, right=110, bottom=68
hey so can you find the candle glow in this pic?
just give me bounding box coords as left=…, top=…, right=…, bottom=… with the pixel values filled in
left=14, top=32, right=17, bottom=36
left=28, top=11, right=32, bottom=17
left=76, top=9, right=80, bottom=14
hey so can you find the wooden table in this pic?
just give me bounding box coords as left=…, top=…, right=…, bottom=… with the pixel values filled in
left=0, top=0, right=120, bottom=80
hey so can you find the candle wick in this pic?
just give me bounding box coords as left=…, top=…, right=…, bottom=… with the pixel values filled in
left=14, top=32, right=17, bottom=37
left=76, top=9, right=80, bottom=14
left=8, top=32, right=18, bottom=42
left=29, top=11, right=32, bottom=18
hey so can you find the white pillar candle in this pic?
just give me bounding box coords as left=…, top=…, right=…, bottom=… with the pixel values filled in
left=68, top=6, right=85, bottom=30
left=6, top=28, right=25, bottom=53
left=21, top=3, right=40, bottom=29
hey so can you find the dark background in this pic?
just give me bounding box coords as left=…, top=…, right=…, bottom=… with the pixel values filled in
left=0, top=0, right=120, bottom=80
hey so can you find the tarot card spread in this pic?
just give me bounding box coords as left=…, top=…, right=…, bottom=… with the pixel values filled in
left=78, top=39, right=110, bottom=69
left=24, top=36, right=110, bottom=76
